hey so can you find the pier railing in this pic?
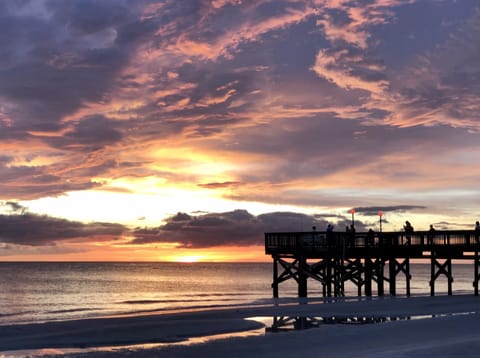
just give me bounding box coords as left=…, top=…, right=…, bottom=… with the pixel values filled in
left=265, top=230, right=479, bottom=258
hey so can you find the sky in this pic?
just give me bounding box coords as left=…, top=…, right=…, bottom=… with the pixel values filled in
left=1, top=0, right=480, bottom=262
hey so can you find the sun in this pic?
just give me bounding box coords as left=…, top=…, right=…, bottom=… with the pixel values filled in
left=174, top=255, right=204, bottom=263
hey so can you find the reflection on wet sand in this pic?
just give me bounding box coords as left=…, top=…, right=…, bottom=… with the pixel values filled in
left=263, top=311, right=476, bottom=332
left=266, top=315, right=412, bottom=332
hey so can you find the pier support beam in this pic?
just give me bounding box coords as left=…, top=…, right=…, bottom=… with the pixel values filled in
left=272, top=257, right=337, bottom=298
left=271, top=258, right=301, bottom=298
left=334, top=258, right=345, bottom=296
left=375, top=258, right=385, bottom=296
left=298, top=256, right=308, bottom=298
left=312, top=257, right=339, bottom=297
left=341, top=258, right=363, bottom=296
left=430, top=256, right=453, bottom=296
left=389, top=258, right=395, bottom=295
left=325, top=259, right=332, bottom=297
left=272, top=257, right=279, bottom=298
left=322, top=257, right=342, bottom=297
left=474, top=246, right=480, bottom=296
left=387, top=258, right=411, bottom=296
left=364, top=258, right=373, bottom=296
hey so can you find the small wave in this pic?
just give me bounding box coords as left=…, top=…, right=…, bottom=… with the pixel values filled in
left=120, top=298, right=242, bottom=305
left=110, top=300, right=276, bottom=318
left=0, top=311, right=36, bottom=318
left=46, top=308, right=99, bottom=314
left=181, top=292, right=258, bottom=298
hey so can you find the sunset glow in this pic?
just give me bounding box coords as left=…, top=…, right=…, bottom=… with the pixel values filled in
left=1, top=0, right=480, bottom=262
left=171, top=255, right=207, bottom=263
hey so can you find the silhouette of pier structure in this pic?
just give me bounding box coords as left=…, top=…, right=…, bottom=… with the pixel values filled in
left=265, top=230, right=480, bottom=297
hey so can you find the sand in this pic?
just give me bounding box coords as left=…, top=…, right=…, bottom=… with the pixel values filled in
left=2, top=295, right=480, bottom=357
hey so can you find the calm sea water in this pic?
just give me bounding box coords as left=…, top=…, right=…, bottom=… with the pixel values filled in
left=0, top=262, right=477, bottom=325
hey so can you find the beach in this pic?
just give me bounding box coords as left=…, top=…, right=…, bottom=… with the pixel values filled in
left=2, top=294, right=480, bottom=357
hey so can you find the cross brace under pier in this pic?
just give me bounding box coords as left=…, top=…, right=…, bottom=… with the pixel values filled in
left=271, top=256, right=412, bottom=297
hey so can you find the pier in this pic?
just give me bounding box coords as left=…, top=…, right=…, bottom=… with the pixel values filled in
left=265, top=230, right=480, bottom=297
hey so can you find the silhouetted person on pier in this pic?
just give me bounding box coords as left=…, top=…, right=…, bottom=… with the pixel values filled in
left=326, top=224, right=334, bottom=249
left=367, top=229, right=375, bottom=247
left=349, top=224, right=356, bottom=248
left=475, top=221, right=480, bottom=243
left=404, top=221, right=414, bottom=245
left=428, top=224, right=435, bottom=245
left=404, top=221, right=414, bottom=232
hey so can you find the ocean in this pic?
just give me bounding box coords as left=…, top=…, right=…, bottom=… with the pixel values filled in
left=0, top=262, right=477, bottom=325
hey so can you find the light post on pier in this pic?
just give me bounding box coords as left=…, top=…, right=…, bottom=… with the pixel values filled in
left=349, top=208, right=355, bottom=228
left=378, top=211, right=383, bottom=232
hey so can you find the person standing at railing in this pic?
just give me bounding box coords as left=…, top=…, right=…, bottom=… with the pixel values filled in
left=404, top=221, right=414, bottom=245
left=475, top=221, right=480, bottom=243
left=345, top=226, right=350, bottom=247
left=326, top=223, right=334, bottom=233
left=428, top=224, right=435, bottom=245
left=326, top=223, right=334, bottom=250
left=349, top=224, right=355, bottom=248
left=367, top=228, right=375, bottom=247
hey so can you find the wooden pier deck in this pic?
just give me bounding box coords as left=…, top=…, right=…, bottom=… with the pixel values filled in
left=265, top=230, right=480, bottom=298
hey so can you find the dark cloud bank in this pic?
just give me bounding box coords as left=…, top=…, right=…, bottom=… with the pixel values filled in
left=0, top=201, right=126, bottom=246
left=133, top=207, right=423, bottom=248
left=132, top=210, right=330, bottom=248
left=1, top=201, right=428, bottom=249
left=0, top=213, right=126, bottom=246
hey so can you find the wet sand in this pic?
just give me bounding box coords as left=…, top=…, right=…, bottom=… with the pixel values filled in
left=2, top=295, right=480, bottom=357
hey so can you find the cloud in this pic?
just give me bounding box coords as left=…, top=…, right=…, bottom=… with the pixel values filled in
left=432, top=221, right=473, bottom=230
left=132, top=210, right=262, bottom=247
left=353, top=205, right=427, bottom=216
left=0, top=0, right=153, bottom=137
left=309, top=1, right=480, bottom=133
left=170, top=2, right=319, bottom=61
left=210, top=0, right=242, bottom=9
left=131, top=209, right=367, bottom=248
left=47, top=115, right=124, bottom=151
left=0, top=239, right=89, bottom=257
left=312, top=47, right=388, bottom=93
left=198, top=181, right=241, bottom=189
left=0, top=212, right=126, bottom=246
left=0, top=151, right=123, bottom=200
left=2, top=201, right=28, bottom=214
left=380, top=7, right=480, bottom=130
left=311, top=0, right=395, bottom=94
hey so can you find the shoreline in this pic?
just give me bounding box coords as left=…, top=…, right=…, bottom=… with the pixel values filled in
left=2, top=294, right=480, bottom=357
